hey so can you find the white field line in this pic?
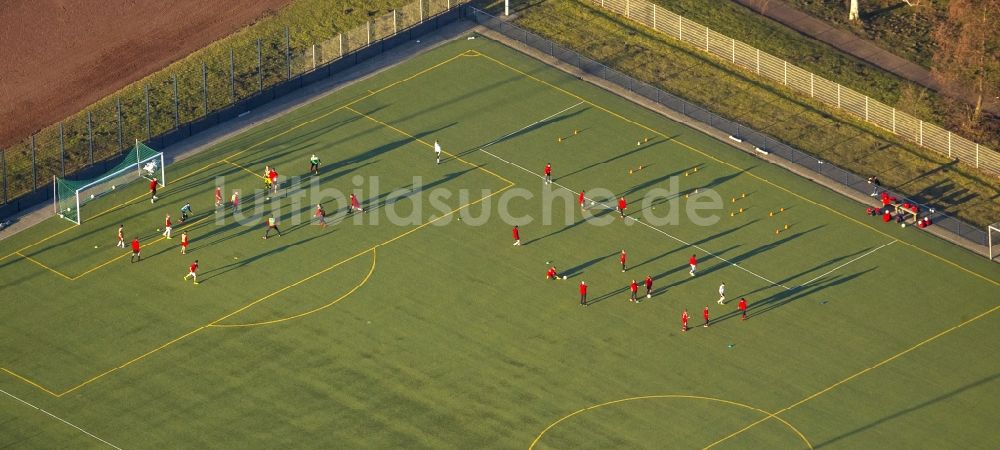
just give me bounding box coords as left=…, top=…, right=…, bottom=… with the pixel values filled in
left=0, top=387, right=122, bottom=449
left=471, top=103, right=791, bottom=291
left=800, top=240, right=897, bottom=287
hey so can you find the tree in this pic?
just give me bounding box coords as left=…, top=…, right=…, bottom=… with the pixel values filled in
left=931, top=0, right=1000, bottom=126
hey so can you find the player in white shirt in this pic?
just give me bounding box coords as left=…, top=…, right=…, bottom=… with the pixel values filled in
left=434, top=140, right=442, bottom=165
left=717, top=282, right=726, bottom=305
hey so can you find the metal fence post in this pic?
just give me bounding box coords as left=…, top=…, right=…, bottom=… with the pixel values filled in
left=202, top=62, right=209, bottom=115
left=420, top=0, right=424, bottom=22
left=783, top=61, right=787, bottom=85
left=87, top=110, right=94, bottom=165
left=948, top=131, right=952, bottom=158
left=30, top=134, right=37, bottom=192
left=755, top=48, right=760, bottom=75
left=919, top=121, right=924, bottom=146
left=653, top=4, right=657, bottom=29
left=257, top=38, right=263, bottom=92
left=975, top=143, right=979, bottom=167
left=705, top=26, right=709, bottom=51
left=339, top=33, right=344, bottom=58
left=625, top=0, right=630, bottom=19
left=394, top=10, right=398, bottom=34
left=285, top=27, right=291, bottom=79
left=230, top=47, right=236, bottom=102
left=312, top=44, right=316, bottom=70
left=116, top=97, right=124, bottom=155
left=144, top=84, right=151, bottom=140
left=837, top=84, right=841, bottom=109
left=891, top=108, right=896, bottom=133
left=810, top=73, right=814, bottom=97
left=172, top=75, right=180, bottom=128
left=59, top=122, right=65, bottom=176
left=367, top=21, right=371, bottom=47
left=678, top=15, right=683, bottom=41
left=864, top=96, right=869, bottom=121
left=731, top=38, right=735, bottom=64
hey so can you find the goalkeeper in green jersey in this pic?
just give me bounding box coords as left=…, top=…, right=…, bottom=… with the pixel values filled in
left=309, top=154, right=321, bottom=175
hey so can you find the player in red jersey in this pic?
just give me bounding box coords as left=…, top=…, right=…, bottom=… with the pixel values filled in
left=644, top=275, right=653, bottom=299
left=349, top=193, right=363, bottom=214
left=738, top=297, right=748, bottom=320
left=512, top=225, right=521, bottom=246
left=149, top=177, right=159, bottom=203
left=315, top=204, right=328, bottom=229
left=619, top=249, right=627, bottom=272
left=617, top=196, right=627, bottom=218
left=629, top=279, right=639, bottom=303
left=116, top=224, right=125, bottom=248
left=268, top=168, right=279, bottom=195
left=162, top=214, right=172, bottom=239
left=214, top=187, right=223, bottom=209
left=546, top=266, right=562, bottom=280
left=130, top=237, right=141, bottom=263
left=681, top=309, right=689, bottom=332
left=689, top=254, right=697, bottom=277
left=543, top=163, right=552, bottom=184
left=180, top=231, right=189, bottom=255
left=579, top=281, right=588, bottom=306
left=579, top=191, right=586, bottom=210
left=183, top=260, right=199, bottom=285
left=703, top=306, right=710, bottom=327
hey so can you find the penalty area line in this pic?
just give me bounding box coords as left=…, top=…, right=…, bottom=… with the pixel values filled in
left=0, top=387, right=122, bottom=449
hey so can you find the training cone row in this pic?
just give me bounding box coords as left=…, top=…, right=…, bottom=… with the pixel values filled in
left=628, top=165, right=646, bottom=175
left=768, top=207, right=786, bottom=217
left=557, top=129, right=581, bottom=142
left=774, top=224, right=790, bottom=235
left=684, top=167, right=700, bottom=177
left=636, top=137, right=651, bottom=146
left=730, top=192, right=747, bottom=203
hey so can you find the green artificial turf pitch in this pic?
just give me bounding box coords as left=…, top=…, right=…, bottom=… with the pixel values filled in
left=1, top=36, right=998, bottom=449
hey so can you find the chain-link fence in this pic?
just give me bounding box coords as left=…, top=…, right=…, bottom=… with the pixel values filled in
left=468, top=7, right=990, bottom=250
left=590, top=0, right=1000, bottom=176
left=0, top=0, right=469, bottom=216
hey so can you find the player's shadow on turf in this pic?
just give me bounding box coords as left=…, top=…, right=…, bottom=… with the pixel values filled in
left=447, top=109, right=590, bottom=161
left=562, top=251, right=620, bottom=278
left=676, top=225, right=823, bottom=283
left=586, top=285, right=631, bottom=306
left=812, top=372, right=1000, bottom=449
left=734, top=245, right=878, bottom=299
left=524, top=208, right=616, bottom=245
left=631, top=220, right=760, bottom=272
left=199, top=233, right=326, bottom=281
left=556, top=136, right=683, bottom=181
left=616, top=164, right=700, bottom=199
left=654, top=244, right=742, bottom=288
left=717, top=268, right=874, bottom=323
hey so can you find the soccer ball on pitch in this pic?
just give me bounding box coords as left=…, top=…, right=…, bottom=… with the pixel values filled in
left=901, top=223, right=906, bottom=228
left=562, top=275, right=567, bottom=280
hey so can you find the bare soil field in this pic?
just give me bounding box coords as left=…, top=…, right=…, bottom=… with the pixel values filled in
left=0, top=0, right=291, bottom=148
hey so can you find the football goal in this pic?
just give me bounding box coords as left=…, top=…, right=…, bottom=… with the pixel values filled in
left=54, top=141, right=165, bottom=224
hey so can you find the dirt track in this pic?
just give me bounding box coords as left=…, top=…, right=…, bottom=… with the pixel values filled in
left=0, top=0, right=291, bottom=149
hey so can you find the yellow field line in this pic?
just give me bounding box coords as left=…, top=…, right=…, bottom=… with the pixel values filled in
left=57, top=326, right=209, bottom=397
left=222, top=159, right=266, bottom=179
left=528, top=394, right=812, bottom=449
left=344, top=106, right=516, bottom=187
left=0, top=52, right=468, bottom=277
left=702, top=303, right=1000, bottom=448
left=14, top=252, right=73, bottom=281
left=475, top=51, right=999, bottom=287
left=211, top=248, right=378, bottom=328
left=0, top=368, right=63, bottom=397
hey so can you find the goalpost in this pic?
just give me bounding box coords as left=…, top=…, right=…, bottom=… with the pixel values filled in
left=989, top=223, right=1000, bottom=261
left=54, top=141, right=165, bottom=224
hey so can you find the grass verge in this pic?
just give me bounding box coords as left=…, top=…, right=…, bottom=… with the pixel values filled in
left=490, top=0, right=1000, bottom=228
